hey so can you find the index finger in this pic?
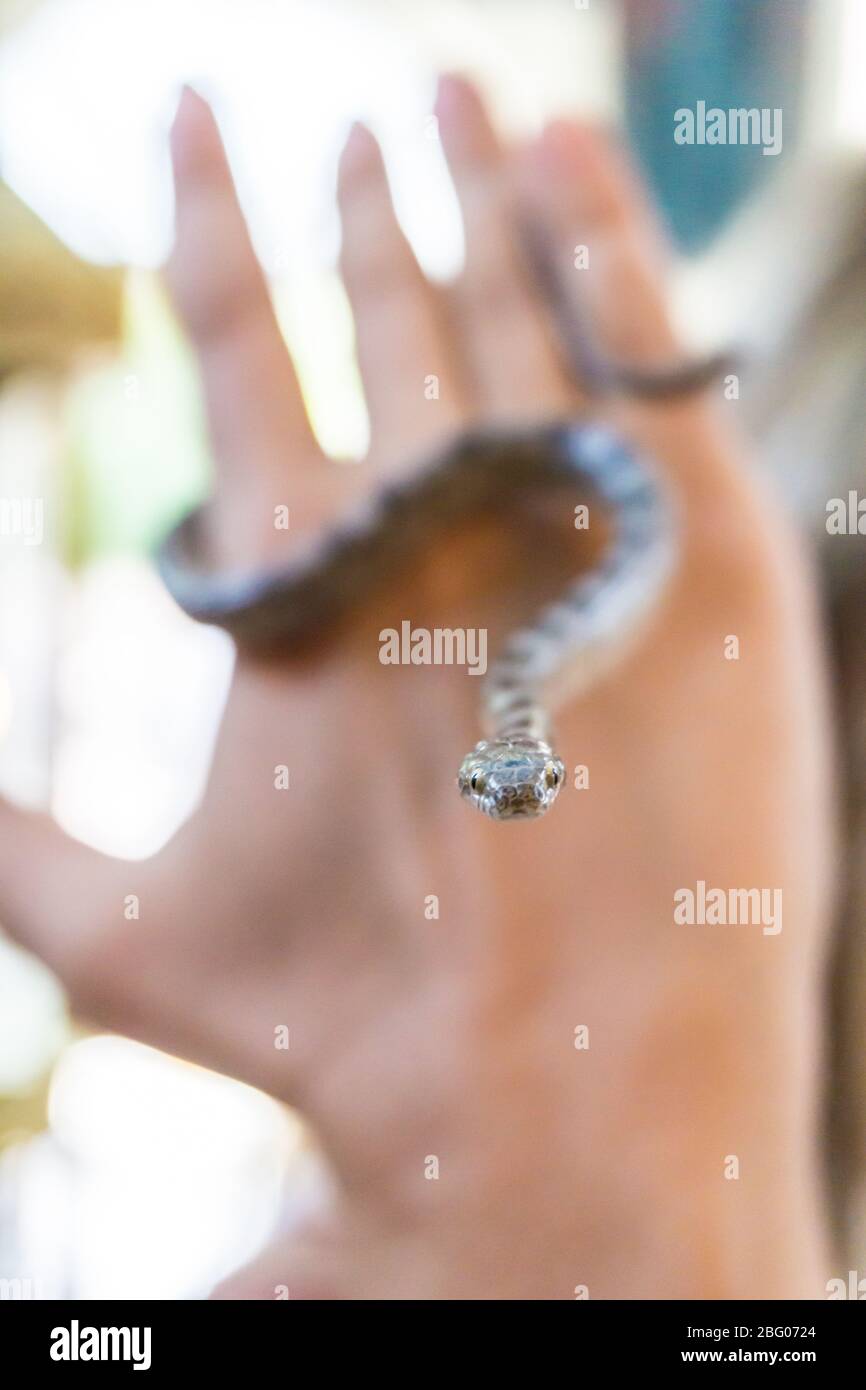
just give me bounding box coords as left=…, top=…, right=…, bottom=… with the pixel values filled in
left=165, top=89, right=323, bottom=554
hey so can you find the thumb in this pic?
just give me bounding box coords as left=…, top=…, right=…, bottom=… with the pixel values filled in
left=0, top=795, right=149, bottom=1009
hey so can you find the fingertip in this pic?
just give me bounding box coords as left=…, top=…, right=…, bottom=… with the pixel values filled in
left=170, top=83, right=223, bottom=179
left=434, top=72, right=499, bottom=164
left=531, top=119, right=642, bottom=227
left=337, top=121, right=381, bottom=187
left=534, top=120, right=609, bottom=183
left=543, top=117, right=612, bottom=153
left=435, top=72, right=479, bottom=118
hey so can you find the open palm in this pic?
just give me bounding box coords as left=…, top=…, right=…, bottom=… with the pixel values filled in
left=0, top=80, right=833, bottom=1298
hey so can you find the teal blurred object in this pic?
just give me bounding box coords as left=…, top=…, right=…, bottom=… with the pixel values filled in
left=622, top=0, right=809, bottom=253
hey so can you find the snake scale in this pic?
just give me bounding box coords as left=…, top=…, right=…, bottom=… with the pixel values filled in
left=157, top=229, right=728, bottom=822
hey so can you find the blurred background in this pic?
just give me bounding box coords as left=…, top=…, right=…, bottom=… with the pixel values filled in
left=0, top=0, right=864, bottom=1298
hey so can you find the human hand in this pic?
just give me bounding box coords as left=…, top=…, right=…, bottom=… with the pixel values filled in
left=0, top=78, right=834, bottom=1298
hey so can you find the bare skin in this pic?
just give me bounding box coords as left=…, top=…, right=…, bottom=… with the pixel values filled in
left=0, top=78, right=834, bottom=1299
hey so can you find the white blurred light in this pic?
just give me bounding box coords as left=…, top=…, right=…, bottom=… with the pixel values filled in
left=42, top=1035, right=302, bottom=1298
left=0, top=0, right=464, bottom=277
left=838, top=0, right=866, bottom=144
left=0, top=939, right=67, bottom=1092
left=0, top=669, right=12, bottom=743
left=52, top=556, right=233, bottom=857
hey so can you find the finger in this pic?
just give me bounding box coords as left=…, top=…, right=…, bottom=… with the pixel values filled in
left=434, top=75, right=574, bottom=419
left=0, top=797, right=137, bottom=994
left=337, top=123, right=467, bottom=469
left=165, top=88, right=322, bottom=502
left=519, top=120, right=746, bottom=505
left=0, top=790, right=314, bottom=1108
left=524, top=121, right=680, bottom=372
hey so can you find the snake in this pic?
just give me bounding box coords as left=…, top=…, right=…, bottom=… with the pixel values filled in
left=156, top=227, right=730, bottom=822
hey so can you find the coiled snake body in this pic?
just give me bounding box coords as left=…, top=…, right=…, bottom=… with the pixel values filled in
left=157, top=239, right=726, bottom=822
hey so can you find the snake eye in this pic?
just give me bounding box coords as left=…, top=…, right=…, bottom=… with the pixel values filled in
left=544, top=762, right=560, bottom=789
left=470, top=770, right=486, bottom=793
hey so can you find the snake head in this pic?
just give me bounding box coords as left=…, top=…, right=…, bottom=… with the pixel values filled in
left=458, top=738, right=566, bottom=821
